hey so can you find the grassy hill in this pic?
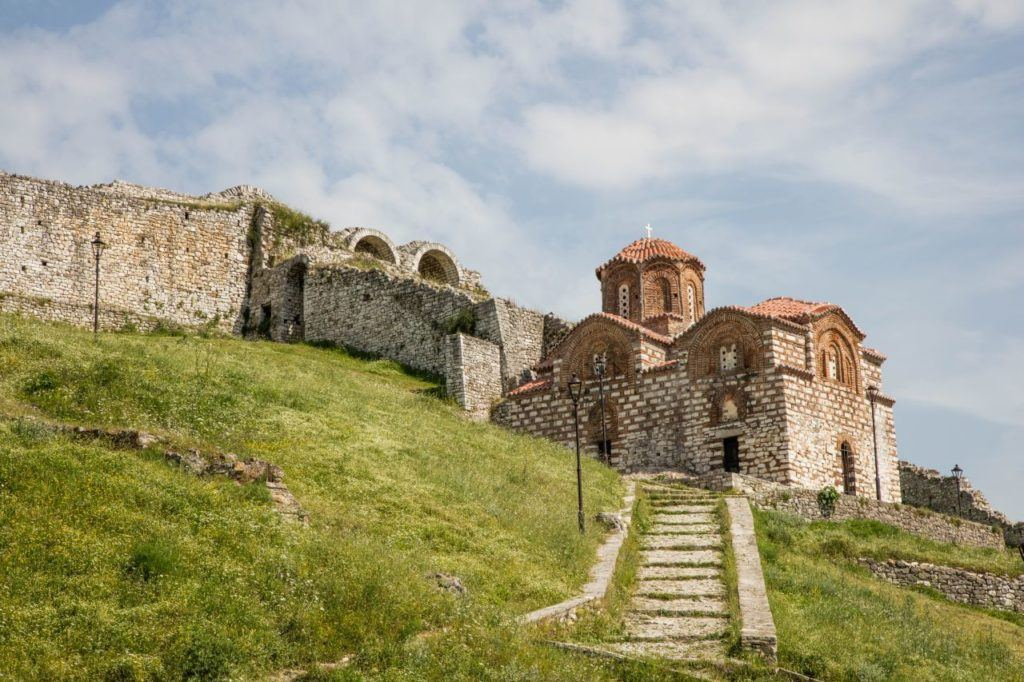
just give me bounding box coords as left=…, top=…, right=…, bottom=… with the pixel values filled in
left=756, top=510, right=1024, bottom=681
left=0, top=314, right=632, bottom=680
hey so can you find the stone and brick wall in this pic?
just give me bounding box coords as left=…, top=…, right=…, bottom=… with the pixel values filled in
left=900, top=462, right=1024, bottom=548
left=859, top=558, right=1024, bottom=613
left=707, top=472, right=1004, bottom=549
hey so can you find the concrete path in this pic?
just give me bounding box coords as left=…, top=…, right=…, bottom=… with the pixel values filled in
left=605, top=484, right=730, bottom=662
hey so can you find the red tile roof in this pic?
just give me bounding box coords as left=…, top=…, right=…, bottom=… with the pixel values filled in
left=589, top=312, right=673, bottom=345
left=596, top=237, right=704, bottom=278
left=745, top=296, right=837, bottom=321
left=744, top=297, right=866, bottom=339
left=642, top=359, right=679, bottom=373
left=507, top=377, right=552, bottom=397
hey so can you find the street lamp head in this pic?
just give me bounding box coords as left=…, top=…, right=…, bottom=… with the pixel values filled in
left=866, top=385, right=879, bottom=401
left=952, top=464, right=963, bottom=480
left=593, top=353, right=606, bottom=378
left=91, top=232, right=107, bottom=258
left=567, top=373, right=583, bottom=405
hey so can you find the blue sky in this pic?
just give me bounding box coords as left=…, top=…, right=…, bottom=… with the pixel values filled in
left=1, top=1, right=1021, bottom=518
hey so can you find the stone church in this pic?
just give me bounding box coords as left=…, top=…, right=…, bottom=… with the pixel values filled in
left=493, top=236, right=900, bottom=502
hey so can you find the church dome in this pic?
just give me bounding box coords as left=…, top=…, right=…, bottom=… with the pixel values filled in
left=595, top=237, right=704, bottom=280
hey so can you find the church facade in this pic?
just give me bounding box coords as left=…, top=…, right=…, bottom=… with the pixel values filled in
left=492, top=236, right=901, bottom=502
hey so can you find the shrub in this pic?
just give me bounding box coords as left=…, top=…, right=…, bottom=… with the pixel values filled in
left=125, top=538, right=178, bottom=582
left=442, top=309, right=475, bottom=335
left=817, top=486, right=840, bottom=518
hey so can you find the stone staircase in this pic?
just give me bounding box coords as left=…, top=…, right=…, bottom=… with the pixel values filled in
left=606, top=483, right=730, bottom=662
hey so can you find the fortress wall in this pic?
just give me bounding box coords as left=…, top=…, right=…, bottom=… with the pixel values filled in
left=0, top=172, right=256, bottom=332
left=444, top=333, right=502, bottom=418
left=473, top=298, right=547, bottom=389
left=900, top=462, right=1023, bottom=547
left=303, top=265, right=478, bottom=376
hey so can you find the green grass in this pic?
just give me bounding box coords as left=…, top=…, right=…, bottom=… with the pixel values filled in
left=0, top=314, right=624, bottom=679
left=756, top=509, right=1024, bottom=681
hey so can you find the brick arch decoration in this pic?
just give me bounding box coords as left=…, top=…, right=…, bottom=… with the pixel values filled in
left=683, top=311, right=765, bottom=380
left=601, top=262, right=641, bottom=322
left=708, top=386, right=747, bottom=426
left=640, top=262, right=681, bottom=318
left=586, top=399, right=619, bottom=442
left=814, top=316, right=861, bottom=392
left=344, top=228, right=399, bottom=264
left=559, top=321, right=636, bottom=388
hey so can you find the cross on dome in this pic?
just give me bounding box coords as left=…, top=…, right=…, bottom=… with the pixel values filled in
left=644, top=223, right=653, bottom=239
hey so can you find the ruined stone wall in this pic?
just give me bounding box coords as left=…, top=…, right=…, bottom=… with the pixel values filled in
left=246, top=255, right=308, bottom=342
left=900, top=462, right=1023, bottom=547
left=473, top=298, right=548, bottom=389
left=710, top=472, right=1003, bottom=549
left=0, top=171, right=256, bottom=333
left=443, top=333, right=502, bottom=418
left=303, top=266, right=478, bottom=376
left=860, top=559, right=1024, bottom=613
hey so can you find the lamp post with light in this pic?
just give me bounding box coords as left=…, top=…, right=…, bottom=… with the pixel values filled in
left=567, top=373, right=586, bottom=534
left=90, top=232, right=107, bottom=338
left=952, top=464, right=964, bottom=518
left=594, top=354, right=609, bottom=465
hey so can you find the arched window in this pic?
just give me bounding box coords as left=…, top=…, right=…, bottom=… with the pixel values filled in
left=618, top=284, right=630, bottom=318
left=687, top=284, right=696, bottom=320
left=840, top=442, right=856, bottom=495
left=719, top=343, right=739, bottom=372
left=657, top=277, right=673, bottom=314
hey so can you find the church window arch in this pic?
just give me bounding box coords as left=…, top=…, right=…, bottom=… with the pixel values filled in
left=840, top=441, right=856, bottom=495
left=687, top=283, right=696, bottom=321
left=657, top=277, right=672, bottom=314
left=618, top=284, right=630, bottom=318
left=719, top=343, right=740, bottom=372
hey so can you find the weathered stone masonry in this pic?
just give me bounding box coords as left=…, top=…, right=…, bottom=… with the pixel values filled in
left=860, top=558, right=1024, bottom=613
left=0, top=169, right=562, bottom=417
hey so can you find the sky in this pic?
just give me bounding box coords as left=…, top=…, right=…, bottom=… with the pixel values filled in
left=1, top=0, right=1022, bottom=518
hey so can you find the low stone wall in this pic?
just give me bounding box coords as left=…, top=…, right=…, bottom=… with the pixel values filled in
left=725, top=497, right=778, bottom=660
left=859, top=558, right=1024, bottom=613
left=443, top=333, right=502, bottom=419
left=701, top=472, right=1004, bottom=550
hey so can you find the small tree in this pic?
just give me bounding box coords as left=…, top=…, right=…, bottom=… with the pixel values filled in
left=817, top=486, right=840, bottom=519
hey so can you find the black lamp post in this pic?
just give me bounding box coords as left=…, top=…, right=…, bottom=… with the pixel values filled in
left=90, top=231, right=107, bottom=337
left=567, top=373, right=585, bottom=535
left=952, top=464, right=964, bottom=518
left=867, top=385, right=882, bottom=501
left=594, top=353, right=609, bottom=465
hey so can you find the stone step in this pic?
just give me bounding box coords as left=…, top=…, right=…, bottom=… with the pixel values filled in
left=636, top=579, right=725, bottom=598
left=643, top=534, right=721, bottom=550
left=648, top=523, right=718, bottom=535
left=630, top=597, right=728, bottom=615
left=655, top=505, right=717, bottom=515
left=603, top=639, right=725, bottom=661
left=653, top=513, right=716, bottom=525
left=624, top=615, right=729, bottom=640
left=642, top=549, right=722, bottom=566
left=638, top=565, right=721, bottom=580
